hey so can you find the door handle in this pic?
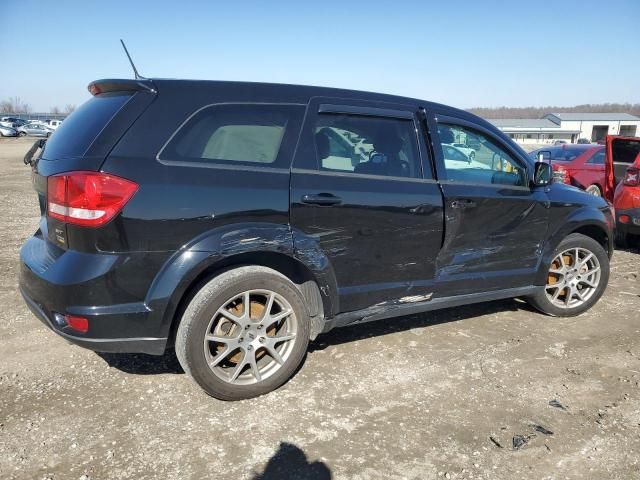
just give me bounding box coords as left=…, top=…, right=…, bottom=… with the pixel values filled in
left=301, top=193, right=342, bottom=206
left=450, top=199, right=476, bottom=209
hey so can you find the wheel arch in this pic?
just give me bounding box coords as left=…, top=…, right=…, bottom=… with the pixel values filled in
left=535, top=213, right=613, bottom=285
left=166, top=250, right=331, bottom=347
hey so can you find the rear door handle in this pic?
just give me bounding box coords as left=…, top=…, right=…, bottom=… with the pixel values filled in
left=450, top=199, right=476, bottom=209
left=301, top=193, right=342, bottom=206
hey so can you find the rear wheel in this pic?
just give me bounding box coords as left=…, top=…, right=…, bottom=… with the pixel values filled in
left=176, top=266, right=310, bottom=400
left=527, top=233, right=609, bottom=317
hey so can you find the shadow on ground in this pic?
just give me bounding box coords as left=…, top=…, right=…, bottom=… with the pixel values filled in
left=309, top=297, right=534, bottom=351
left=96, top=350, right=184, bottom=375
left=252, top=442, right=331, bottom=480
left=96, top=297, right=534, bottom=375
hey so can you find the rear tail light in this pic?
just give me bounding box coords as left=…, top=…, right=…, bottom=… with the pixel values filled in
left=553, top=167, right=570, bottom=184
left=47, top=171, right=138, bottom=227
left=623, top=168, right=639, bottom=187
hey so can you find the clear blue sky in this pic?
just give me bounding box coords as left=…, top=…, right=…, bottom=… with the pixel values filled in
left=2, top=0, right=639, bottom=112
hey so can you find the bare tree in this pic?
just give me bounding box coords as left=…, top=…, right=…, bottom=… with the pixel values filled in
left=467, top=103, right=640, bottom=119
left=0, top=96, right=31, bottom=114
left=50, top=106, right=62, bottom=115
left=64, top=104, right=76, bottom=114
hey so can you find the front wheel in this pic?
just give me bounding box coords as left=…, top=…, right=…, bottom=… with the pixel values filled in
left=18, top=131, right=26, bottom=137
left=527, top=233, right=609, bottom=317
left=176, top=266, right=310, bottom=400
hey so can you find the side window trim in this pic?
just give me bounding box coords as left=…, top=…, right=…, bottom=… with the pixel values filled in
left=318, top=103, right=414, bottom=120
left=156, top=102, right=306, bottom=169
left=293, top=97, right=433, bottom=179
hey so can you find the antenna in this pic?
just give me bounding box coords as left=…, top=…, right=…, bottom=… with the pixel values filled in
left=120, top=39, right=145, bottom=79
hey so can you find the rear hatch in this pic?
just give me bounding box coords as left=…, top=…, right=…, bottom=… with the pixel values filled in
left=604, top=135, right=640, bottom=202
left=29, top=79, right=156, bottom=248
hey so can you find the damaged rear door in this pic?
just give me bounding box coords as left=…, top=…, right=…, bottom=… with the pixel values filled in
left=290, top=98, right=444, bottom=313
left=428, top=112, right=550, bottom=294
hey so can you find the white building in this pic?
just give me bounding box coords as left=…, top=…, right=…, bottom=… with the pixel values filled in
left=489, top=118, right=579, bottom=145
left=543, top=113, right=639, bottom=142
left=488, top=112, right=640, bottom=145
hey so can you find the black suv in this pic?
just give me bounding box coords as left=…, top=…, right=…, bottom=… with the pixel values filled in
left=20, top=79, right=614, bottom=400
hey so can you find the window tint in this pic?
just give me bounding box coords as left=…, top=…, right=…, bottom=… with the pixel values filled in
left=438, top=123, right=527, bottom=187
left=42, top=92, right=132, bottom=160
left=313, top=113, right=421, bottom=178
left=587, top=150, right=605, bottom=165
left=160, top=104, right=304, bottom=168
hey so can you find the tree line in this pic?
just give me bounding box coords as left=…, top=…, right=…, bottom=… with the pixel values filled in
left=0, top=96, right=75, bottom=115
left=467, top=103, right=640, bottom=119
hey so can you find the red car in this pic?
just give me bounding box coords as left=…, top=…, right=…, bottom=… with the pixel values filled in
left=605, top=136, right=640, bottom=246
left=531, top=144, right=606, bottom=196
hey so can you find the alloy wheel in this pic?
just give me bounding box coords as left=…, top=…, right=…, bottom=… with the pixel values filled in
left=545, top=247, right=601, bottom=308
left=203, top=290, right=298, bottom=385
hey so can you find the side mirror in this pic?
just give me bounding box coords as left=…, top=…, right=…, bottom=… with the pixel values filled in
left=533, top=161, right=552, bottom=186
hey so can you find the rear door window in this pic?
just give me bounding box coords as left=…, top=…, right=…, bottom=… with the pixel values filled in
left=159, top=104, right=305, bottom=169
left=313, top=113, right=422, bottom=178
left=42, top=92, right=132, bottom=160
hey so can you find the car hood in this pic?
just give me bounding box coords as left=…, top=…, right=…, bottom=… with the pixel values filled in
left=547, top=182, right=609, bottom=209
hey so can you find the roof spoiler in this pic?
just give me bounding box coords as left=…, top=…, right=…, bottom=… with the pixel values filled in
left=87, top=79, right=156, bottom=96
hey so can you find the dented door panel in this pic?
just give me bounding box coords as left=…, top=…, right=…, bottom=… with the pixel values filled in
left=435, top=183, right=549, bottom=294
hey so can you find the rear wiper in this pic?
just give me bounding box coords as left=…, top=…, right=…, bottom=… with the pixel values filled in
left=24, top=139, right=46, bottom=167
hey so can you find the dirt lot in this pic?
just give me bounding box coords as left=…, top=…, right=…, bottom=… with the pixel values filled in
left=1, top=137, right=639, bottom=480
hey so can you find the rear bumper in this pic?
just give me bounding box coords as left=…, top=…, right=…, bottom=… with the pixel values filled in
left=616, top=207, right=640, bottom=236
left=20, top=288, right=166, bottom=354
left=19, top=229, right=171, bottom=355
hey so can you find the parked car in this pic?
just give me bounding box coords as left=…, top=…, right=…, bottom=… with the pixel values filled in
left=17, top=122, right=54, bottom=137
left=530, top=144, right=606, bottom=196
left=553, top=140, right=568, bottom=145
left=0, top=117, right=27, bottom=129
left=577, top=138, right=591, bottom=144
left=19, top=78, right=614, bottom=400
left=46, top=119, right=63, bottom=129
left=0, top=125, right=18, bottom=137
left=449, top=142, right=476, bottom=161
left=605, top=135, right=640, bottom=246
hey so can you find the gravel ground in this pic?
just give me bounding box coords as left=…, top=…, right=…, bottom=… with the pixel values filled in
left=1, top=137, right=639, bottom=480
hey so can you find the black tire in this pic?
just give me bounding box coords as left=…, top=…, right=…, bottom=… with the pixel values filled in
left=175, top=266, right=310, bottom=400
left=527, top=233, right=609, bottom=317
left=18, top=131, right=26, bottom=137
left=615, top=230, right=629, bottom=249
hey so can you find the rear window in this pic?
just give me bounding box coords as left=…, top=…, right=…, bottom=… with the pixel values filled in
left=158, top=104, right=305, bottom=169
left=42, top=92, right=132, bottom=160
left=611, top=139, right=640, bottom=165
left=530, top=145, right=593, bottom=162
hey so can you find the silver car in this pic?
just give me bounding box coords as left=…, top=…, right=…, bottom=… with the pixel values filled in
left=17, top=123, right=54, bottom=137
left=0, top=125, right=18, bottom=137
